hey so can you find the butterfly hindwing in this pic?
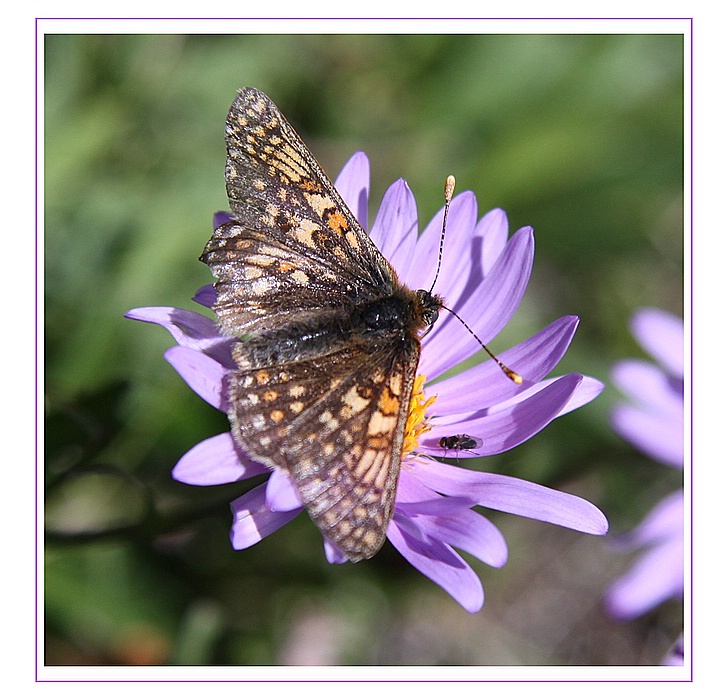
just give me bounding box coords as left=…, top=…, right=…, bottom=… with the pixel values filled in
left=227, top=335, right=420, bottom=561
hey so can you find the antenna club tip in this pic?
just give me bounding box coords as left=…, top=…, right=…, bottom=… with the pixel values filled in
left=507, top=370, right=523, bottom=385
left=444, top=175, right=456, bottom=202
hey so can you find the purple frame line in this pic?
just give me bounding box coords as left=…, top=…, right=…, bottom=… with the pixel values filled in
left=35, top=16, right=693, bottom=22
left=35, top=17, right=693, bottom=682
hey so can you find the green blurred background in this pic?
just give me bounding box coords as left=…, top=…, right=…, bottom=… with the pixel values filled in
left=44, top=31, right=684, bottom=667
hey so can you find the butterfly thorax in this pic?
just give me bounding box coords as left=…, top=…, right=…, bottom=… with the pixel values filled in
left=352, top=287, right=442, bottom=338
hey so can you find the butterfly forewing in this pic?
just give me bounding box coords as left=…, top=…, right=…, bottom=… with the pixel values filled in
left=218, top=88, right=394, bottom=289
left=201, top=87, right=443, bottom=561
left=203, top=223, right=372, bottom=337
left=203, top=87, right=399, bottom=339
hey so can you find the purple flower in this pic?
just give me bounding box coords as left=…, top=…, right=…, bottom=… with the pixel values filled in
left=605, top=308, right=684, bottom=621
left=127, top=152, right=608, bottom=613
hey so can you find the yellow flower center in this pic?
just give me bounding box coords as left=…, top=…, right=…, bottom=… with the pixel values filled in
left=401, top=374, right=436, bottom=457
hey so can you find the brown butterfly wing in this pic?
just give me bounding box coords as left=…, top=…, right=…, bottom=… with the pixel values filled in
left=227, top=334, right=420, bottom=561
left=202, top=87, right=397, bottom=339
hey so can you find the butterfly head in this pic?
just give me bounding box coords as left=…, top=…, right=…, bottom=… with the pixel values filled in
left=415, top=288, right=444, bottom=332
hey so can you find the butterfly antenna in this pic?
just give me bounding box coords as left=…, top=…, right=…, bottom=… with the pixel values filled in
left=444, top=303, right=523, bottom=384
left=429, top=176, right=522, bottom=385
left=428, top=175, right=456, bottom=295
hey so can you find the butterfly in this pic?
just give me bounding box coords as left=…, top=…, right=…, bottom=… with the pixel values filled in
left=200, top=88, right=444, bottom=562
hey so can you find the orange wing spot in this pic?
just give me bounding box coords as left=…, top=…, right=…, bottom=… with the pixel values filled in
left=377, top=387, right=401, bottom=416
left=326, top=209, right=349, bottom=235
left=270, top=409, right=285, bottom=423
left=256, top=370, right=270, bottom=383
left=278, top=260, right=296, bottom=273
left=300, top=179, right=323, bottom=193
left=366, top=434, right=390, bottom=451
left=263, top=390, right=278, bottom=402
